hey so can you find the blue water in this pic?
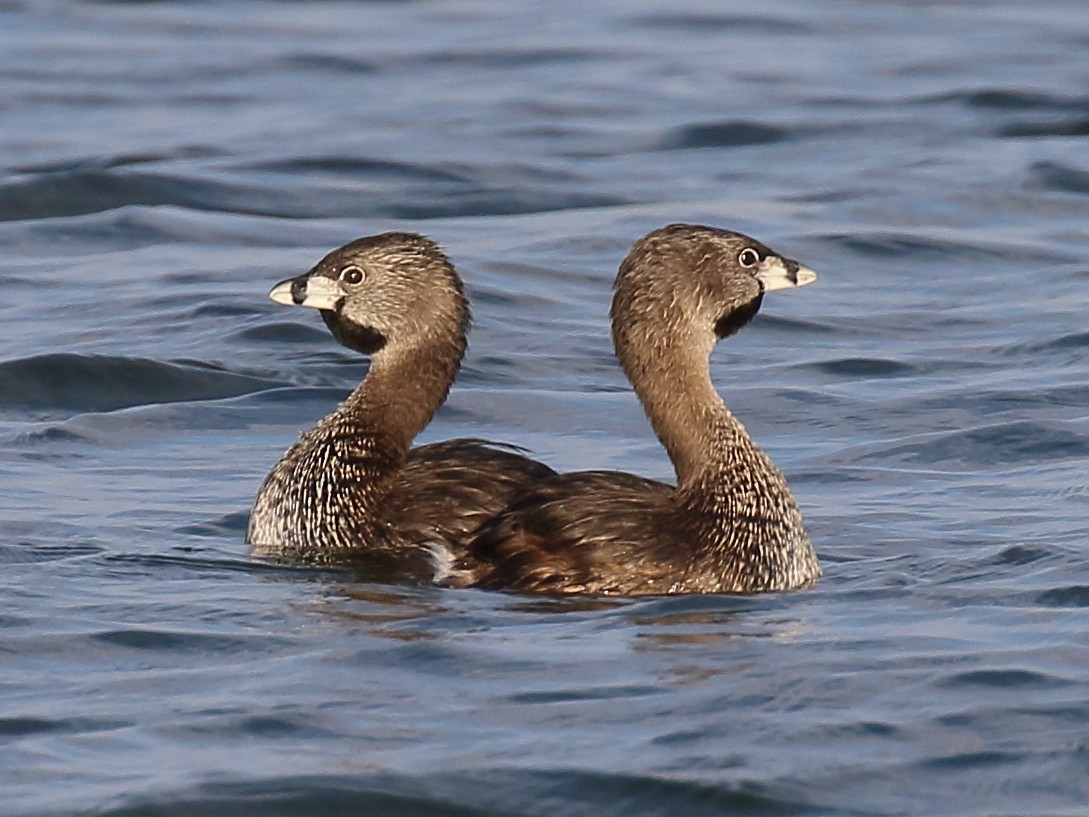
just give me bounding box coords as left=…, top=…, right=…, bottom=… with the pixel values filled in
left=4, top=1, right=1089, bottom=814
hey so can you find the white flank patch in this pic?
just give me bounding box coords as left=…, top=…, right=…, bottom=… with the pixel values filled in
left=423, top=541, right=460, bottom=584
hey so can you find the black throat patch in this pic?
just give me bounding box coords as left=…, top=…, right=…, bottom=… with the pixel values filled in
left=323, top=310, right=387, bottom=354
left=714, top=293, right=763, bottom=339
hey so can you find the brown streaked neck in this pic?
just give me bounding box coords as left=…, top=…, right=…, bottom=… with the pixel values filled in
left=337, top=331, right=465, bottom=455
left=617, top=326, right=742, bottom=487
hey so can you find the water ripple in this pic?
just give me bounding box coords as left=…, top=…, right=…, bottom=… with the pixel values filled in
left=0, top=715, right=129, bottom=738
left=1035, top=586, right=1089, bottom=608
left=90, top=628, right=267, bottom=654
left=0, top=353, right=272, bottom=414
left=1028, top=160, right=1089, bottom=195
left=938, top=88, right=1086, bottom=112
left=938, top=669, right=1059, bottom=689
left=631, top=12, right=811, bottom=35
left=0, top=163, right=627, bottom=222
left=88, top=770, right=819, bottom=817
left=842, top=420, right=1089, bottom=470
left=658, top=121, right=790, bottom=150
left=807, top=357, right=920, bottom=379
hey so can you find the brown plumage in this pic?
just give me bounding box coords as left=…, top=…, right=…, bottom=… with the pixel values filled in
left=448, top=224, right=821, bottom=595
left=247, top=232, right=554, bottom=566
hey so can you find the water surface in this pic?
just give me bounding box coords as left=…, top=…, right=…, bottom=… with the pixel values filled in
left=3, top=1, right=1089, bottom=815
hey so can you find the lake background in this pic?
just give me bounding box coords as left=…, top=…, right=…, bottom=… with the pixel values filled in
left=3, top=1, right=1089, bottom=815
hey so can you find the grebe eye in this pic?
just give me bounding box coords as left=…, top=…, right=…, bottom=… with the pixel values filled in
left=340, top=265, right=365, bottom=285
left=738, top=248, right=760, bottom=268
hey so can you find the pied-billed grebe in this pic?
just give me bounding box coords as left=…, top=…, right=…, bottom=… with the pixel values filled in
left=447, top=224, right=820, bottom=595
left=247, top=232, right=554, bottom=565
